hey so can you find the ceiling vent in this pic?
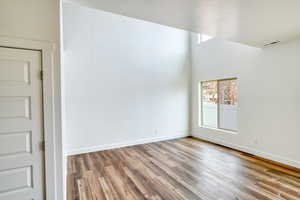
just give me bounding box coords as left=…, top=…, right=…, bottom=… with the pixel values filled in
left=263, top=40, right=281, bottom=47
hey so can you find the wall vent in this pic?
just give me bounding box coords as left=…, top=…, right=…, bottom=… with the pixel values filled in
left=263, top=40, right=281, bottom=47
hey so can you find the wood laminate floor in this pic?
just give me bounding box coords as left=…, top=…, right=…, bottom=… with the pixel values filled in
left=67, top=137, right=300, bottom=200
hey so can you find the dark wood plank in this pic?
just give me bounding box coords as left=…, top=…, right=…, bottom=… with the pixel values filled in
left=67, top=138, right=300, bottom=200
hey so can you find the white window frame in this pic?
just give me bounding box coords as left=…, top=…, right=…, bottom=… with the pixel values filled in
left=200, top=77, right=238, bottom=132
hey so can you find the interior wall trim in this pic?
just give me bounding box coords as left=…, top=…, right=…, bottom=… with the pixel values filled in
left=191, top=134, right=300, bottom=171
left=65, top=132, right=189, bottom=156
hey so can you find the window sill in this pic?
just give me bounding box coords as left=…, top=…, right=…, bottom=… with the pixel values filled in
left=200, top=126, right=238, bottom=135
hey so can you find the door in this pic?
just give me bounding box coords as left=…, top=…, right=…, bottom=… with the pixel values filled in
left=0, top=47, right=45, bottom=200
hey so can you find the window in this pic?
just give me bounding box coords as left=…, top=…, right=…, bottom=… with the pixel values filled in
left=200, top=78, right=237, bottom=131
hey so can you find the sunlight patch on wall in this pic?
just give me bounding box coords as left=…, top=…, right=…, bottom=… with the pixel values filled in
left=197, top=34, right=213, bottom=44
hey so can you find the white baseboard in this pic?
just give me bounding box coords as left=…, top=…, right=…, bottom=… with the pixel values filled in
left=65, top=133, right=189, bottom=156
left=192, top=133, right=300, bottom=169
left=63, top=154, right=67, bottom=200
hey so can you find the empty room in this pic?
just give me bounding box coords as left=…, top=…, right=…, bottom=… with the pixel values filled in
left=0, top=0, right=300, bottom=200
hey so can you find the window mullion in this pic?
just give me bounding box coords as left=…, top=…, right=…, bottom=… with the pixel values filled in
left=200, top=82, right=204, bottom=127
left=217, top=80, right=220, bottom=129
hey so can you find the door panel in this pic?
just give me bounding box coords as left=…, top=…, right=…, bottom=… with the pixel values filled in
left=0, top=47, right=44, bottom=200
left=0, top=97, right=31, bottom=119
left=0, top=131, right=31, bottom=156
left=0, top=166, right=32, bottom=193
left=0, top=59, right=30, bottom=86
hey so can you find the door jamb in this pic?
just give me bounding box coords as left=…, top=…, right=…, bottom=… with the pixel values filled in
left=0, top=36, right=62, bottom=200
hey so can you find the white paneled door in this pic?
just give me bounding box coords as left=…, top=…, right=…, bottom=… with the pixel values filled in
left=0, top=47, right=45, bottom=200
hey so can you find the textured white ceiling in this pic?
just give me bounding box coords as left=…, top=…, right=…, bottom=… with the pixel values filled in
left=65, top=0, right=300, bottom=47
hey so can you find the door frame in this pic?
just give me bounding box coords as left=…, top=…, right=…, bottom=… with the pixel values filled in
left=0, top=36, right=63, bottom=200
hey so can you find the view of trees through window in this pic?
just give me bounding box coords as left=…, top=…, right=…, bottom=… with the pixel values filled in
left=201, top=78, right=238, bottom=131
left=219, top=79, right=237, bottom=105
left=202, top=81, right=218, bottom=104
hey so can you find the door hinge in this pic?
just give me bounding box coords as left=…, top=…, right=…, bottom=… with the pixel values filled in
left=40, top=141, right=45, bottom=151
left=40, top=70, right=44, bottom=80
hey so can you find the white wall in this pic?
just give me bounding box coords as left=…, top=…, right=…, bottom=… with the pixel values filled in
left=191, top=34, right=300, bottom=168
left=0, top=1, right=63, bottom=200
left=0, top=0, right=60, bottom=42
left=63, top=3, right=191, bottom=155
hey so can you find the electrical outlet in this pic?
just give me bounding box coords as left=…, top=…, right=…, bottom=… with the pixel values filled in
left=154, top=129, right=158, bottom=135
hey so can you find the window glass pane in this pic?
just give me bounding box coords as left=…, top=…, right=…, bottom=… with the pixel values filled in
left=201, top=81, right=218, bottom=128
left=219, top=79, right=237, bottom=131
